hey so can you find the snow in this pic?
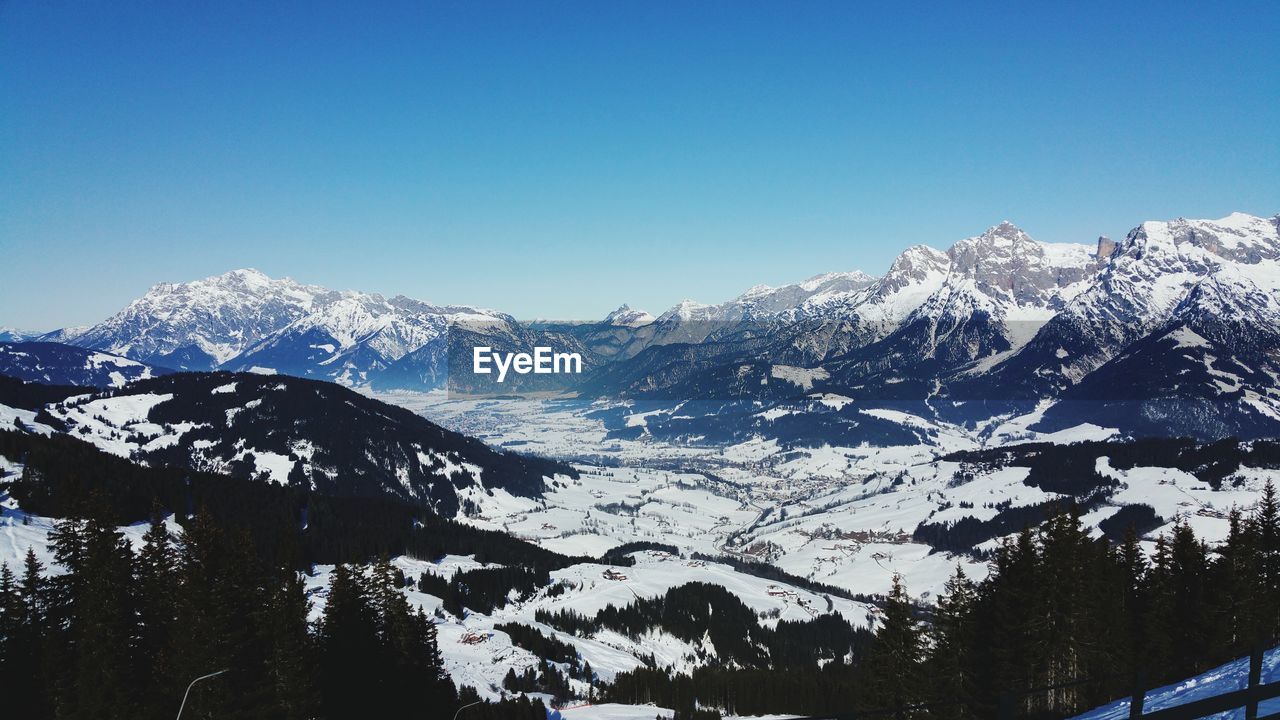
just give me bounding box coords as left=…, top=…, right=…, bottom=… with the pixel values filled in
left=1073, top=646, right=1280, bottom=719
left=625, top=409, right=664, bottom=428
left=377, top=384, right=1280, bottom=609
left=770, top=365, right=829, bottom=392
left=0, top=402, right=55, bottom=435
left=554, top=703, right=675, bottom=720
left=1170, top=326, right=1210, bottom=349
left=811, top=393, right=854, bottom=410
left=45, top=393, right=176, bottom=457
left=289, top=547, right=876, bottom=705
left=251, top=451, right=295, bottom=484
left=17, top=213, right=1280, bottom=715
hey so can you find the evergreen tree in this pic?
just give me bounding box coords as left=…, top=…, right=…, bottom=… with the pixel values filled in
left=1255, top=480, right=1280, bottom=643
left=46, top=511, right=139, bottom=720
left=0, top=563, right=22, bottom=689
left=20, top=547, right=46, bottom=625
left=1110, top=525, right=1150, bottom=690
left=1035, top=508, right=1107, bottom=712
left=982, top=526, right=1041, bottom=711
left=318, top=564, right=384, bottom=718
left=15, top=547, right=53, bottom=718
left=1214, top=506, right=1260, bottom=658
left=927, top=565, right=978, bottom=719
left=860, top=574, right=924, bottom=716
left=1147, top=520, right=1216, bottom=679
left=133, top=508, right=179, bottom=720
left=261, top=570, right=317, bottom=720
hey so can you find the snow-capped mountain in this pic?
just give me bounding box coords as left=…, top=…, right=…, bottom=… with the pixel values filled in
left=0, top=341, right=172, bottom=388
left=58, top=268, right=521, bottom=388
left=586, top=220, right=1103, bottom=401
left=950, top=212, right=1280, bottom=432
left=65, top=268, right=331, bottom=370
left=227, top=293, right=506, bottom=387
left=698, top=269, right=880, bottom=322
left=823, top=221, right=1100, bottom=378
left=0, top=327, right=33, bottom=343
left=582, top=212, right=1279, bottom=444
left=972, top=212, right=1280, bottom=396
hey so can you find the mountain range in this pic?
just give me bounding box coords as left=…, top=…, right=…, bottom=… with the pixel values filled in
left=13, top=211, right=1280, bottom=443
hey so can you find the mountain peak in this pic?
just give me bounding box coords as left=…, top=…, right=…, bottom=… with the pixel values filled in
left=0, top=327, right=34, bottom=342
left=223, top=267, right=272, bottom=282
left=1126, top=212, right=1280, bottom=263
left=977, top=220, right=1033, bottom=245
left=604, top=304, right=655, bottom=327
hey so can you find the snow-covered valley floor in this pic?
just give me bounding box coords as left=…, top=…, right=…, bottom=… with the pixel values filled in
left=373, top=391, right=1273, bottom=602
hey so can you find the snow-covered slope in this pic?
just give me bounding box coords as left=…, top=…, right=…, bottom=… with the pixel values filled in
left=395, top=392, right=1280, bottom=603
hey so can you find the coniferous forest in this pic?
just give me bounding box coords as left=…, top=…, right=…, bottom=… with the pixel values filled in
left=0, top=505, right=546, bottom=720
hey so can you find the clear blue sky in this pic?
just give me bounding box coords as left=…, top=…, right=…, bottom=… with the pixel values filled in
left=2, top=1, right=1277, bottom=330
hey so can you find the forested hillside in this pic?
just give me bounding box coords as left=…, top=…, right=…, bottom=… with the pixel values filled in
left=30, top=371, right=576, bottom=515
left=597, top=491, right=1280, bottom=718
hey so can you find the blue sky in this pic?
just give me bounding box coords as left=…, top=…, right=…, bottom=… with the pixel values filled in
left=2, top=1, right=1277, bottom=329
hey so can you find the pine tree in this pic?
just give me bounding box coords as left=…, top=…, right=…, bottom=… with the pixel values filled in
left=134, top=508, right=179, bottom=720
left=0, top=562, right=21, bottom=668
left=1255, top=480, right=1280, bottom=643
left=860, top=574, right=924, bottom=716
left=927, top=565, right=977, bottom=719
left=45, top=510, right=139, bottom=720
left=983, top=526, right=1040, bottom=710
left=1036, top=507, right=1103, bottom=713
left=170, top=511, right=277, bottom=718
left=1148, top=520, right=1215, bottom=679
left=14, top=547, right=53, bottom=718
left=262, top=570, right=317, bottom=720
left=19, top=547, right=45, bottom=625
left=1111, top=525, right=1150, bottom=688
left=1214, top=506, right=1260, bottom=657
left=318, top=564, right=384, bottom=717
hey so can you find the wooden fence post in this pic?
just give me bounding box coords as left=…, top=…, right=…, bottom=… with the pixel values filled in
left=1246, top=643, right=1264, bottom=720
left=1129, top=671, right=1146, bottom=719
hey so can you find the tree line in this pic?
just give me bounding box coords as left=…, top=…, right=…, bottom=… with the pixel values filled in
left=1, top=428, right=595, bottom=573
